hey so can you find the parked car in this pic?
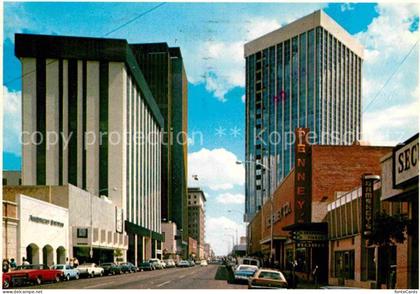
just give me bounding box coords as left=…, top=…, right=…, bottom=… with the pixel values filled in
left=177, top=260, right=190, bottom=268
left=3, top=264, right=63, bottom=288
left=100, top=263, right=122, bottom=275
left=77, top=263, right=104, bottom=278
left=51, top=264, right=80, bottom=281
left=195, top=260, right=201, bottom=265
left=233, top=264, right=258, bottom=283
left=163, top=259, right=176, bottom=268
left=188, top=260, right=195, bottom=267
left=240, top=257, right=260, bottom=268
left=248, top=269, right=288, bottom=289
left=138, top=262, right=154, bottom=271
left=200, top=260, right=208, bottom=267
left=148, top=258, right=164, bottom=270
left=120, top=262, right=138, bottom=273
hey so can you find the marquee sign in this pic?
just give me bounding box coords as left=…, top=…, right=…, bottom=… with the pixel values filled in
left=393, top=133, right=419, bottom=188
left=294, top=128, right=311, bottom=224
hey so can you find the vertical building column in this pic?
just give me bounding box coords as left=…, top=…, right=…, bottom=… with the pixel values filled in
left=134, top=235, right=138, bottom=266
left=22, top=58, right=37, bottom=185
left=108, top=62, right=127, bottom=210
left=62, top=60, right=69, bottom=185
left=77, top=61, right=83, bottom=187
left=86, top=61, right=100, bottom=195
left=45, top=58, right=59, bottom=185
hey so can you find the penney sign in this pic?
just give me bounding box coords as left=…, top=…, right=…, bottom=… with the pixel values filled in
left=294, top=128, right=311, bottom=224
left=393, top=133, right=419, bottom=188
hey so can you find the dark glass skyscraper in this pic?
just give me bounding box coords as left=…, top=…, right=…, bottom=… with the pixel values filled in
left=244, top=10, right=364, bottom=221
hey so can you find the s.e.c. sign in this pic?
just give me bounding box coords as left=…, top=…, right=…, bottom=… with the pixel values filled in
left=393, top=133, right=419, bottom=189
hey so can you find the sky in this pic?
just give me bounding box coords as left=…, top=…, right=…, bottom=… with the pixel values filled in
left=3, top=2, right=419, bottom=255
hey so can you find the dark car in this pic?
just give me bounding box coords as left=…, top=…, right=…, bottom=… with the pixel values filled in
left=138, top=262, right=154, bottom=271
left=99, top=263, right=122, bottom=275
left=120, top=262, right=138, bottom=273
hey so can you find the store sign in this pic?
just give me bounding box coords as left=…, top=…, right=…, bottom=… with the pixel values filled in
left=296, top=241, right=325, bottom=248
left=361, top=175, right=375, bottom=236
left=393, top=134, right=419, bottom=188
left=294, top=231, right=327, bottom=241
left=267, top=202, right=292, bottom=227
left=294, top=128, right=311, bottom=224
left=29, top=215, right=64, bottom=227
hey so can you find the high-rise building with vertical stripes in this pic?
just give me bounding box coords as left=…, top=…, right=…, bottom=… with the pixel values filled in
left=130, top=43, right=189, bottom=254
left=244, top=10, right=364, bottom=221
left=15, top=34, right=164, bottom=264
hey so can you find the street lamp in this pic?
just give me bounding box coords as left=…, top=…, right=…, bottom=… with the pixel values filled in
left=236, top=159, right=274, bottom=263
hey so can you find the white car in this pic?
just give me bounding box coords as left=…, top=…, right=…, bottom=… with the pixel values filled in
left=77, top=263, right=104, bottom=278
left=200, top=260, right=208, bottom=266
left=148, top=258, right=165, bottom=269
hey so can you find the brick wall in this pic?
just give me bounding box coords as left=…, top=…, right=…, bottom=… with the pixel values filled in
left=311, top=145, right=392, bottom=222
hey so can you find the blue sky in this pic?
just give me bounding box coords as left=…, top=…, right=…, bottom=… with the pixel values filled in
left=3, top=2, right=419, bottom=255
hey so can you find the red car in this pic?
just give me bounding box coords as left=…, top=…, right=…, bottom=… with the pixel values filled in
left=3, top=264, right=63, bottom=288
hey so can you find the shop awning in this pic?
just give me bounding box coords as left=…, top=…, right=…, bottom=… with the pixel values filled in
left=259, top=236, right=287, bottom=245
left=282, top=222, right=328, bottom=232
left=124, top=221, right=164, bottom=241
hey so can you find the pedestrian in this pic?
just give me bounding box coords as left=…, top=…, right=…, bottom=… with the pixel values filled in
left=70, top=258, right=74, bottom=267
left=312, top=265, right=319, bottom=287
left=2, top=259, right=10, bottom=273
left=73, top=257, right=79, bottom=268
left=9, top=258, right=17, bottom=269
left=65, top=257, right=69, bottom=265
left=22, top=257, right=30, bottom=265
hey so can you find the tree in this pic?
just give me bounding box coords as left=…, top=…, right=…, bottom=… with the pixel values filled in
left=366, top=211, right=410, bottom=289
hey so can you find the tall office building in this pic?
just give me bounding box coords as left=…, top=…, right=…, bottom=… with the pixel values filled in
left=15, top=34, right=164, bottom=264
left=244, top=10, right=364, bottom=221
left=130, top=44, right=189, bottom=247
left=187, top=187, right=206, bottom=259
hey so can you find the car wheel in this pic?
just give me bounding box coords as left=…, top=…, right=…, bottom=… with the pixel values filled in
left=3, top=279, right=10, bottom=289
left=66, top=274, right=71, bottom=281
left=90, top=272, right=95, bottom=278
left=55, top=275, right=61, bottom=283
left=36, top=276, right=42, bottom=285
left=100, top=271, right=104, bottom=277
left=75, top=274, right=80, bottom=280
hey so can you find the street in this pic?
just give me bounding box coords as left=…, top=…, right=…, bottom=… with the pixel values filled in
left=23, top=265, right=247, bottom=289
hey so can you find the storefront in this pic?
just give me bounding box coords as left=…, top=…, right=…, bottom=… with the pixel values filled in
left=380, top=133, right=419, bottom=289
left=3, top=194, right=69, bottom=266
left=247, top=128, right=392, bottom=284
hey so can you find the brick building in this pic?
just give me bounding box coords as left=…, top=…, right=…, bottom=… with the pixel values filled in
left=247, top=128, right=392, bottom=284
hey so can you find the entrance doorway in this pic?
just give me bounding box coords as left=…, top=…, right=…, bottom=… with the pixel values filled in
left=26, top=243, right=40, bottom=264
left=56, top=246, right=66, bottom=264
left=42, top=245, right=54, bottom=266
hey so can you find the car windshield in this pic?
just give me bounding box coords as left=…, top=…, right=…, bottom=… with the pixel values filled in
left=258, top=271, right=281, bottom=280
left=55, top=265, right=65, bottom=269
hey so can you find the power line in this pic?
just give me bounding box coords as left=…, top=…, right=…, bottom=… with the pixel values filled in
left=4, top=2, right=167, bottom=87
left=363, top=39, right=419, bottom=113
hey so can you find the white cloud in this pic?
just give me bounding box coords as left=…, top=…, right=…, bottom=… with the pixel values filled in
left=341, top=3, right=355, bottom=12
left=188, top=148, right=244, bottom=191
left=216, top=193, right=245, bottom=204
left=3, top=86, right=22, bottom=155
left=357, top=3, right=419, bottom=114
left=363, top=99, right=419, bottom=146
left=206, top=216, right=246, bottom=256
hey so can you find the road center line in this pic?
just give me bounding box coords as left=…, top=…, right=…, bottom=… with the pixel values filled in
left=157, top=280, right=171, bottom=288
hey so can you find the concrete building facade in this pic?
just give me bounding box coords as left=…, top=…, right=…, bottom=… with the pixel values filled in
left=244, top=10, right=364, bottom=221
left=130, top=44, right=189, bottom=251
left=187, top=187, right=206, bottom=259
left=3, top=171, right=21, bottom=186
left=15, top=33, right=164, bottom=265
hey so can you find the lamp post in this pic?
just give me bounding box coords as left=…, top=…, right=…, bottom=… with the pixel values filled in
left=236, top=160, right=274, bottom=263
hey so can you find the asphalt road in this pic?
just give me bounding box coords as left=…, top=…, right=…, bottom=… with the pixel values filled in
left=22, top=265, right=247, bottom=289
